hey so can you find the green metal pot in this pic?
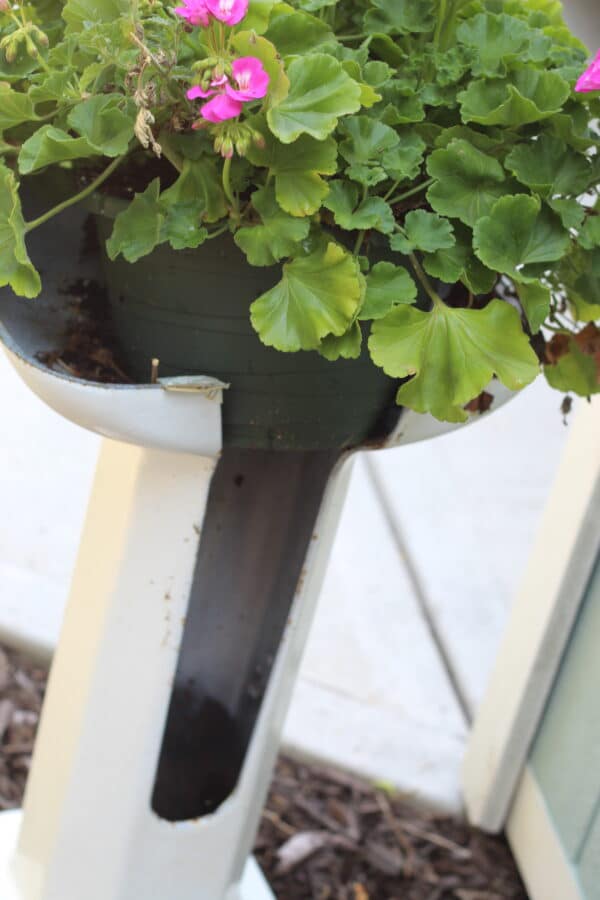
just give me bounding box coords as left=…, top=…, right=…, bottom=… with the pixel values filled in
left=95, top=212, right=400, bottom=451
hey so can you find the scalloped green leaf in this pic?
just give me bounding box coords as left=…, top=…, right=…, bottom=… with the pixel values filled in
left=456, top=13, right=542, bottom=76
left=250, top=242, right=362, bottom=351
left=19, top=126, right=97, bottom=174
left=392, top=210, right=455, bottom=254
left=473, top=195, right=570, bottom=281
left=505, top=134, right=591, bottom=197
left=381, top=131, right=426, bottom=183
left=264, top=9, right=332, bottom=56
left=421, top=221, right=495, bottom=291
left=516, top=281, right=551, bottom=332
left=0, top=84, right=36, bottom=132
left=459, top=69, right=570, bottom=127
left=246, top=126, right=337, bottom=216
left=67, top=95, right=135, bottom=157
left=339, top=115, right=399, bottom=165
left=243, top=0, right=278, bottom=34
left=159, top=159, right=227, bottom=224
left=360, top=262, right=417, bottom=320
left=369, top=300, right=539, bottom=422
left=364, top=0, right=435, bottom=35
left=106, top=179, right=163, bottom=263
left=267, top=54, right=362, bottom=143
left=0, top=166, right=41, bottom=298
left=323, top=181, right=395, bottom=234
left=426, top=139, right=506, bottom=227
left=319, top=321, right=362, bottom=360
left=62, top=0, right=129, bottom=32
left=234, top=185, right=310, bottom=266
left=578, top=217, right=600, bottom=250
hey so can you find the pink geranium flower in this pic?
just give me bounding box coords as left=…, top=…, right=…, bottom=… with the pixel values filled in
left=187, top=57, right=269, bottom=123
left=576, top=49, right=600, bottom=92
left=225, top=57, right=270, bottom=102
left=174, top=0, right=210, bottom=27
left=199, top=94, right=244, bottom=123
left=205, top=0, right=248, bottom=26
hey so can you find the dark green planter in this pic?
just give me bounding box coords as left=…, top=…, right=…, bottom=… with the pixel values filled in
left=95, top=215, right=400, bottom=451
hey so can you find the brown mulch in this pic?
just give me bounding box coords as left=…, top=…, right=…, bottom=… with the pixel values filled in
left=0, top=644, right=527, bottom=899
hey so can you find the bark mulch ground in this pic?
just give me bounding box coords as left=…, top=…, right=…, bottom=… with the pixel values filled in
left=0, top=643, right=528, bottom=900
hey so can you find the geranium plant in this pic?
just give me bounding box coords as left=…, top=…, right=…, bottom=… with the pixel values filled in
left=0, top=0, right=599, bottom=422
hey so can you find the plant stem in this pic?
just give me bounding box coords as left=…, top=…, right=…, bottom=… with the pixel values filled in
left=353, top=231, right=366, bottom=256
left=206, top=223, right=230, bottom=240
left=337, top=33, right=368, bottom=42
left=222, top=156, right=236, bottom=209
left=25, top=155, right=126, bottom=233
left=409, top=251, right=444, bottom=308
left=388, top=178, right=435, bottom=206
left=434, top=0, right=448, bottom=51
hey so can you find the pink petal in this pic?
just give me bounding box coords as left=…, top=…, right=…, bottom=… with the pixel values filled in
left=174, top=0, right=210, bottom=26
left=205, top=0, right=248, bottom=26
left=226, top=56, right=270, bottom=101
left=201, top=94, right=244, bottom=122
left=576, top=49, right=600, bottom=92
left=187, top=84, right=214, bottom=99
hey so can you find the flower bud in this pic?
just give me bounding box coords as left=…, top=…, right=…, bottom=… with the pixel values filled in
left=235, top=132, right=250, bottom=157
left=25, top=35, right=38, bottom=58
left=0, top=0, right=11, bottom=12
left=252, top=129, right=266, bottom=150
left=214, top=134, right=234, bottom=158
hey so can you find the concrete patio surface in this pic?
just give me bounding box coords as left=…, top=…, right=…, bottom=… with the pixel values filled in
left=0, top=346, right=574, bottom=813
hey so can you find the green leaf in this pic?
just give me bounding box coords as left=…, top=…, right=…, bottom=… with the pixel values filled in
left=0, top=166, right=41, bottom=298
left=67, top=95, right=135, bottom=157
left=18, top=126, right=97, bottom=174
left=425, top=222, right=498, bottom=296
left=234, top=185, right=310, bottom=266
left=392, top=211, right=455, bottom=254
left=243, top=0, right=278, bottom=33
left=319, top=321, right=362, bottom=360
left=364, top=0, right=435, bottom=35
left=161, top=205, right=208, bottom=251
left=516, top=281, right=551, bottom=332
left=369, top=300, right=539, bottom=422
left=545, top=340, right=599, bottom=397
left=456, top=13, right=538, bottom=76
left=426, top=139, right=506, bottom=227
left=106, top=180, right=163, bottom=263
left=339, top=116, right=399, bottom=166
left=360, top=262, right=417, bottom=320
left=250, top=242, right=363, bottom=351
left=265, top=9, right=332, bottom=56
left=459, top=69, right=570, bottom=127
left=159, top=159, right=227, bottom=224
left=474, top=195, right=570, bottom=282
left=62, top=0, right=129, bottom=32
left=323, top=181, right=395, bottom=234
left=246, top=125, right=337, bottom=216
left=381, top=131, right=426, bottom=183
left=549, top=197, right=586, bottom=231
left=423, top=242, right=471, bottom=285
left=578, top=217, right=600, bottom=251
left=505, top=135, right=591, bottom=197
left=0, top=84, right=36, bottom=132
left=267, top=54, right=362, bottom=143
